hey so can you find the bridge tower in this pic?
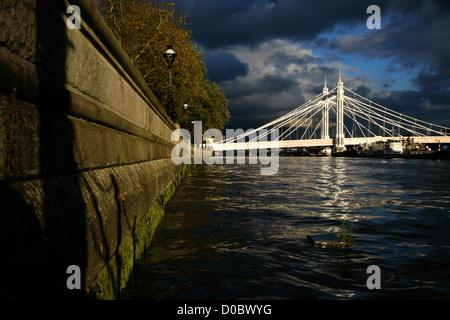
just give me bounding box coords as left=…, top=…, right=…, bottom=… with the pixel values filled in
left=321, top=77, right=330, bottom=140
left=335, top=70, right=346, bottom=151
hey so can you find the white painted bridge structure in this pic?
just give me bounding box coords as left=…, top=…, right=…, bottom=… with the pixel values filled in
left=211, top=73, right=450, bottom=152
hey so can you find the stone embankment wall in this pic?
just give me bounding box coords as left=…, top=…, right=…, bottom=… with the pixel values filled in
left=0, top=0, right=186, bottom=299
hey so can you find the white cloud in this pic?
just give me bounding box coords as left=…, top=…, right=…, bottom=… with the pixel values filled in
left=219, top=39, right=352, bottom=114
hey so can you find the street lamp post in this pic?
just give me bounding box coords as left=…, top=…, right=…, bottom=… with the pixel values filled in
left=163, top=45, right=177, bottom=120
left=182, top=103, right=189, bottom=130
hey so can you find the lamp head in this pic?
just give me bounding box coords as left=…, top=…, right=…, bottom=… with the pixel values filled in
left=163, top=45, right=177, bottom=65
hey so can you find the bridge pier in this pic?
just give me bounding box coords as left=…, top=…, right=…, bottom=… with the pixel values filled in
left=334, top=71, right=346, bottom=152
left=321, top=77, right=330, bottom=140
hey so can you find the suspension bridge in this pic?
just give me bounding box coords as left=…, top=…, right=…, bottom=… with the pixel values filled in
left=211, top=73, right=450, bottom=153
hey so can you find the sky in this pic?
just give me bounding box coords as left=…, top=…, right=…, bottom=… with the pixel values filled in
left=172, top=0, right=450, bottom=131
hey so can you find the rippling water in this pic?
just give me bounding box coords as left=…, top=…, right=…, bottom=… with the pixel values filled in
left=121, top=157, right=450, bottom=299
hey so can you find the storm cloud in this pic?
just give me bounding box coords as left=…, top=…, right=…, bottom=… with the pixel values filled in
left=174, top=0, right=450, bottom=130
left=202, top=50, right=249, bottom=82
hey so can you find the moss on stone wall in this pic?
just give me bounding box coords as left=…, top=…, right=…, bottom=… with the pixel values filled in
left=86, top=164, right=189, bottom=300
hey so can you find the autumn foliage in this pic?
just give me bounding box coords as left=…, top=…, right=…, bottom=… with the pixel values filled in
left=96, top=0, right=230, bottom=131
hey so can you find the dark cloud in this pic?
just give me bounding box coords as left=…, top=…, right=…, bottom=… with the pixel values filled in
left=354, top=85, right=371, bottom=97
left=369, top=90, right=450, bottom=126
left=176, top=0, right=392, bottom=49
left=381, top=80, right=394, bottom=89
left=173, top=0, right=450, bottom=129
left=203, top=50, right=249, bottom=82
left=328, top=1, right=450, bottom=126
left=256, top=75, right=295, bottom=94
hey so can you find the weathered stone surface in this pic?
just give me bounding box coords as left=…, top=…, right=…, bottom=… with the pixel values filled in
left=0, top=0, right=38, bottom=63
left=0, top=158, right=188, bottom=299
left=0, top=0, right=187, bottom=299
left=0, top=94, right=174, bottom=180
left=0, top=0, right=175, bottom=143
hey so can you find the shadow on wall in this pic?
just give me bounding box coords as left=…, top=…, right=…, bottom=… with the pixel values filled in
left=0, top=0, right=87, bottom=299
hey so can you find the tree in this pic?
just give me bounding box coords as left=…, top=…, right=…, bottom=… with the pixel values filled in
left=96, top=0, right=230, bottom=131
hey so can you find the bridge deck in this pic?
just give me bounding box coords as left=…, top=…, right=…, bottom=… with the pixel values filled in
left=212, top=136, right=450, bottom=151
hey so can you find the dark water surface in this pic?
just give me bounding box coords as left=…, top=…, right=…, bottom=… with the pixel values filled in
left=121, top=157, right=450, bottom=299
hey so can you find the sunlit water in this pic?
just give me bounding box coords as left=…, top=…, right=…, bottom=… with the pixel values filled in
left=121, top=157, right=450, bottom=299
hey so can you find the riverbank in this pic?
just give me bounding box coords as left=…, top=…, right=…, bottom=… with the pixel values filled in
left=279, top=149, right=450, bottom=159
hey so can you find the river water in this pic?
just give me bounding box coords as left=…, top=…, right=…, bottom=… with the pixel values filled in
left=121, top=157, right=450, bottom=300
